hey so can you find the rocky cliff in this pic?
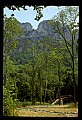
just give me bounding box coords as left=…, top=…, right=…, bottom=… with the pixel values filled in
left=18, top=20, right=63, bottom=41
left=10, top=20, right=78, bottom=64
left=18, top=20, right=78, bottom=42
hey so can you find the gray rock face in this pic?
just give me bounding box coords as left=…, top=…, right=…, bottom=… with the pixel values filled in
left=36, top=20, right=55, bottom=38
left=17, top=20, right=78, bottom=50
left=18, top=20, right=62, bottom=41
left=37, top=20, right=50, bottom=33
left=19, top=22, right=33, bottom=32
left=17, top=20, right=79, bottom=48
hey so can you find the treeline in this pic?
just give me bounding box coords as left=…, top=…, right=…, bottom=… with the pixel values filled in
left=3, top=6, right=79, bottom=116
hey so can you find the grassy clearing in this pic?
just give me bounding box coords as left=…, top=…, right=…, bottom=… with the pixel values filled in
left=14, top=103, right=78, bottom=117
left=17, top=109, right=66, bottom=117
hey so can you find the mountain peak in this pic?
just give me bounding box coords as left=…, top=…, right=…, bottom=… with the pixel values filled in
left=19, top=22, right=33, bottom=32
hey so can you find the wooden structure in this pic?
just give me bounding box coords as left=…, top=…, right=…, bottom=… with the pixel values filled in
left=52, top=95, right=73, bottom=105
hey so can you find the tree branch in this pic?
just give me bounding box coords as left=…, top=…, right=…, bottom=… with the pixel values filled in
left=54, top=25, right=73, bottom=59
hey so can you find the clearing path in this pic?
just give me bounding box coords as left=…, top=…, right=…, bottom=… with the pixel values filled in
left=15, top=105, right=78, bottom=117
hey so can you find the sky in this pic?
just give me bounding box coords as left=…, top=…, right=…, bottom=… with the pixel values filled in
left=4, top=6, right=61, bottom=29
left=4, top=6, right=79, bottom=30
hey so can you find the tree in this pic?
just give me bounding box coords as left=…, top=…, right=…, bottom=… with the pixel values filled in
left=3, top=15, right=23, bottom=115
left=3, top=86, right=13, bottom=116
left=50, top=42, right=64, bottom=105
left=3, top=15, right=23, bottom=91
left=36, top=51, right=44, bottom=104
left=3, top=55, right=19, bottom=116
left=49, top=6, right=79, bottom=106
left=3, top=15, right=23, bottom=85
left=26, top=40, right=38, bottom=105
left=15, top=64, right=31, bottom=102
left=3, top=15, right=23, bottom=55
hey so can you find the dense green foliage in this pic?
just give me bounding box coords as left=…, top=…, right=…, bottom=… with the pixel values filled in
left=3, top=15, right=22, bottom=116
left=3, top=86, right=13, bottom=116
left=3, top=6, right=78, bottom=116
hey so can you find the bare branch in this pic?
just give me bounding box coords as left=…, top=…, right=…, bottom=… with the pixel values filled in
left=54, top=25, right=73, bottom=59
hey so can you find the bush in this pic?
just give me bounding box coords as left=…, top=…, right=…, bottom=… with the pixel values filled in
left=43, top=102, right=49, bottom=105
left=15, top=101, right=23, bottom=108
left=67, top=102, right=78, bottom=108
left=3, top=86, right=13, bottom=116
left=35, top=102, right=40, bottom=105
left=22, top=101, right=32, bottom=107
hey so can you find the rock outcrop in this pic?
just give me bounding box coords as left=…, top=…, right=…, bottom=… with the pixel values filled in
left=10, top=20, right=78, bottom=64
left=18, top=20, right=62, bottom=41
left=19, top=22, right=33, bottom=32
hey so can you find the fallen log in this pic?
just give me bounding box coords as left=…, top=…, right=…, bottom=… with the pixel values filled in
left=52, top=99, right=63, bottom=105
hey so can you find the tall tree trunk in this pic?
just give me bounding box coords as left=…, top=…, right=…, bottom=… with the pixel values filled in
left=38, top=69, right=42, bottom=105
left=57, top=60, right=61, bottom=105
left=43, top=82, right=46, bottom=104
left=72, top=34, right=76, bottom=106
left=40, top=82, right=42, bottom=105
left=31, top=49, right=36, bottom=105
left=31, top=75, right=35, bottom=105
left=73, top=69, right=76, bottom=106
left=43, top=78, right=47, bottom=104
left=31, top=60, right=35, bottom=105
left=44, top=55, right=48, bottom=104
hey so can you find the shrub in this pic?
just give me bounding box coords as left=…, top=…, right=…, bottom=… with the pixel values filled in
left=22, top=101, right=32, bottom=107
left=3, top=86, right=13, bottom=116
left=15, top=101, right=32, bottom=107
left=67, top=102, right=78, bottom=108
left=35, top=102, right=40, bottom=105
left=14, top=101, right=23, bottom=108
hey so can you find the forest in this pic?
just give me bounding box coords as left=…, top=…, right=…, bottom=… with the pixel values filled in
left=3, top=6, right=79, bottom=117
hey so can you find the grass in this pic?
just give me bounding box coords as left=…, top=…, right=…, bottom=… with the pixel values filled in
left=15, top=101, right=32, bottom=108
left=15, top=101, right=78, bottom=107
left=16, top=109, right=66, bottom=117
left=15, top=107, right=78, bottom=117
left=14, top=102, right=78, bottom=117
left=35, top=102, right=49, bottom=105
left=15, top=101, right=50, bottom=108
left=65, top=102, right=78, bottom=108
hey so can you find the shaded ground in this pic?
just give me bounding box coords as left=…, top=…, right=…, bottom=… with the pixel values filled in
left=15, top=105, right=78, bottom=117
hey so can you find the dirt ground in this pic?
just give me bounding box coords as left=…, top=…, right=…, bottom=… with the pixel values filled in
left=15, top=105, right=78, bottom=117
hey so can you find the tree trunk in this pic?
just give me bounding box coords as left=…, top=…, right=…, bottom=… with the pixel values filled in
left=31, top=76, right=35, bottom=105
left=43, top=82, right=46, bottom=104
left=38, top=69, right=42, bottom=105
left=72, top=59, right=76, bottom=106
left=31, top=62, right=35, bottom=105
left=72, top=34, right=76, bottom=106
left=57, top=60, right=61, bottom=105
left=40, top=82, right=42, bottom=105
left=44, top=52, right=48, bottom=104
